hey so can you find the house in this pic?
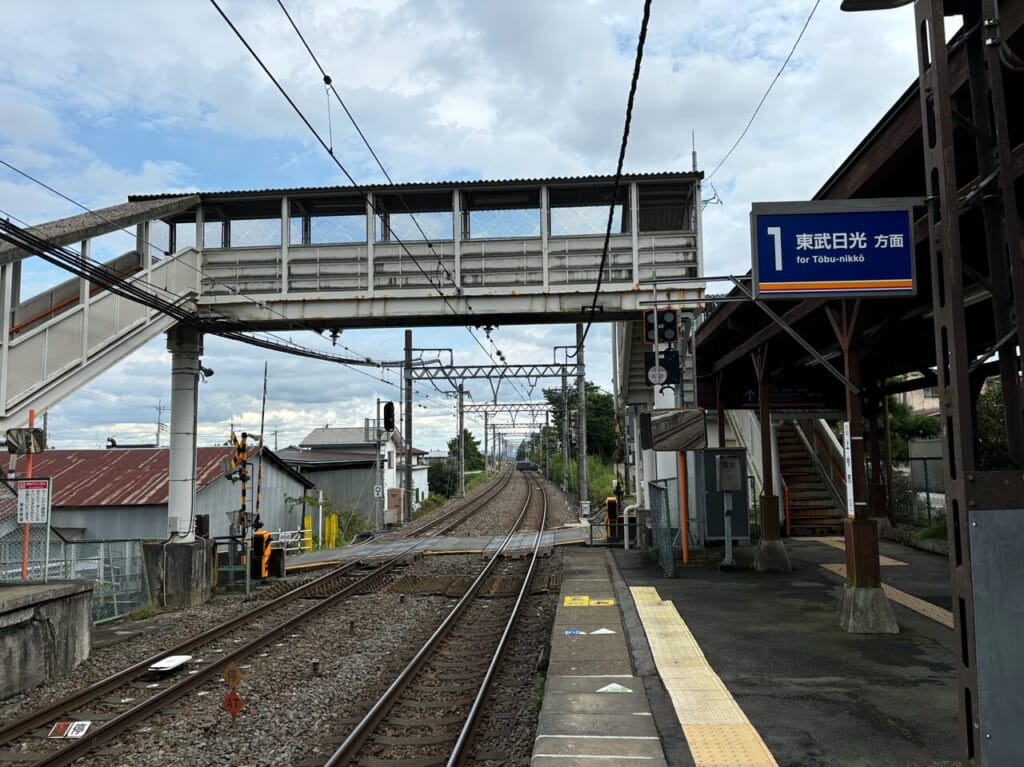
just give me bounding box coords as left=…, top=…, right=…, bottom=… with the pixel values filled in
left=277, top=424, right=429, bottom=525
left=8, top=446, right=314, bottom=541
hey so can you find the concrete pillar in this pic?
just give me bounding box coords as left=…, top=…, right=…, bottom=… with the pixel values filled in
left=167, top=325, right=202, bottom=543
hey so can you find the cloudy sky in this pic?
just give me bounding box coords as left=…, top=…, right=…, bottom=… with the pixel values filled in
left=0, top=0, right=919, bottom=452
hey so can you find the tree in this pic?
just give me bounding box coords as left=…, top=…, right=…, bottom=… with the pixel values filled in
left=976, top=382, right=1011, bottom=469
left=447, top=429, right=484, bottom=471
left=428, top=459, right=459, bottom=497
left=885, top=397, right=940, bottom=460
left=541, top=381, right=618, bottom=460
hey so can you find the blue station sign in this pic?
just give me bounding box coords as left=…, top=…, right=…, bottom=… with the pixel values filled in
left=751, top=199, right=919, bottom=299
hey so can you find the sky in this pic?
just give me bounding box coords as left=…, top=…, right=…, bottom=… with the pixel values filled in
left=0, top=0, right=920, bottom=453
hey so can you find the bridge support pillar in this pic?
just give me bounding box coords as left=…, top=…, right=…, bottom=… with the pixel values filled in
left=167, top=325, right=203, bottom=544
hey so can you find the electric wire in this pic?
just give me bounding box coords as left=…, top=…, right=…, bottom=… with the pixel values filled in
left=706, top=0, right=821, bottom=182
left=272, top=0, right=532, bottom=397
left=0, top=159, right=378, bottom=364
left=208, top=0, right=464, bottom=317
left=573, top=0, right=652, bottom=356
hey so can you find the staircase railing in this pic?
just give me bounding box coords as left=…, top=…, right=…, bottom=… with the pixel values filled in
left=792, top=419, right=847, bottom=515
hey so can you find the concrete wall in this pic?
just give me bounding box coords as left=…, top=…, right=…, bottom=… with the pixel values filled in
left=142, top=538, right=214, bottom=609
left=0, top=581, right=93, bottom=700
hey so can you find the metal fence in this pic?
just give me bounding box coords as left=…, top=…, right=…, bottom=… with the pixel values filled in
left=892, top=457, right=946, bottom=526
left=68, top=540, right=150, bottom=623
left=648, top=479, right=676, bottom=578
left=213, top=536, right=250, bottom=596
left=1, top=528, right=150, bottom=624
left=0, top=479, right=54, bottom=581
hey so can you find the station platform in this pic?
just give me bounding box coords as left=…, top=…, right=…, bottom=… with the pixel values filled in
left=534, top=537, right=961, bottom=767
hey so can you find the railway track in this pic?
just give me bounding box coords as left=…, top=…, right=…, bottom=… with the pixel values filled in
left=0, top=469, right=538, bottom=766
left=323, top=472, right=548, bottom=766
left=0, top=554, right=416, bottom=765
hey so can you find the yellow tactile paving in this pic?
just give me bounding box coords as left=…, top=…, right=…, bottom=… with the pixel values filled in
left=631, top=586, right=778, bottom=767
left=819, top=563, right=954, bottom=629
left=807, top=536, right=908, bottom=566
left=684, top=724, right=780, bottom=767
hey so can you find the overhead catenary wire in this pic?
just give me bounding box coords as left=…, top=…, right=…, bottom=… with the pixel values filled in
left=220, top=0, right=531, bottom=401
left=0, top=160, right=378, bottom=365
left=706, top=0, right=822, bottom=182
left=572, top=0, right=652, bottom=357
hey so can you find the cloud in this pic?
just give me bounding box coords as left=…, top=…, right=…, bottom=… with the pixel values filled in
left=2, top=0, right=919, bottom=450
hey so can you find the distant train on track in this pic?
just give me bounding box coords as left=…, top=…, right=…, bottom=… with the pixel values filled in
left=516, top=460, right=538, bottom=472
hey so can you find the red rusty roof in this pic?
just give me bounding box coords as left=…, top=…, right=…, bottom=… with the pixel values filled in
left=8, top=446, right=308, bottom=507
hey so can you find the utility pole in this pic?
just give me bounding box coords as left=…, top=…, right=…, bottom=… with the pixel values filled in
left=403, top=330, right=413, bottom=523
left=576, top=323, right=588, bottom=510
left=155, top=400, right=169, bottom=447
left=456, top=384, right=465, bottom=496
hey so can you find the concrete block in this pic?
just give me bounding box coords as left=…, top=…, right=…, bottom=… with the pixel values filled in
left=0, top=581, right=93, bottom=700
left=838, top=584, right=899, bottom=634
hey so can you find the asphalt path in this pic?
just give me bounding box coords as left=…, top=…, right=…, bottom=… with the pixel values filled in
left=612, top=538, right=960, bottom=767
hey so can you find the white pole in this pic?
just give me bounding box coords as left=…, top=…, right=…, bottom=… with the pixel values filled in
left=318, top=489, right=324, bottom=549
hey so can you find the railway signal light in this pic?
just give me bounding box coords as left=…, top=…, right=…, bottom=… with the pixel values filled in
left=383, top=402, right=395, bottom=432
left=643, top=309, right=678, bottom=344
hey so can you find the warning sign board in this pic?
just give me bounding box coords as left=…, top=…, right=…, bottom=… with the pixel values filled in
left=16, top=478, right=51, bottom=524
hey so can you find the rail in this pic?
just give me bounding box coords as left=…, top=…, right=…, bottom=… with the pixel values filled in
left=3, top=541, right=428, bottom=764
left=324, top=472, right=545, bottom=766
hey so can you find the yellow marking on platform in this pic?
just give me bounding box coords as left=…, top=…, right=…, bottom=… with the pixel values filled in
left=807, top=536, right=907, bottom=566
left=563, top=595, right=617, bottom=607
left=820, top=563, right=954, bottom=629
left=630, top=586, right=778, bottom=767
left=685, top=724, right=780, bottom=766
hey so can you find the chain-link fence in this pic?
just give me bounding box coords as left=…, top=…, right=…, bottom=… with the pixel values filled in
left=2, top=524, right=150, bottom=624
left=648, top=479, right=676, bottom=578
left=0, top=479, right=54, bottom=582
left=214, top=536, right=250, bottom=596
left=63, top=539, right=150, bottom=623
left=891, top=457, right=945, bottom=526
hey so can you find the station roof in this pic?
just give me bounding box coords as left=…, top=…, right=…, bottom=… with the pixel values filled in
left=695, top=6, right=1024, bottom=412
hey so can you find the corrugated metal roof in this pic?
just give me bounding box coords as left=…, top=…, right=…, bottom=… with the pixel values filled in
left=276, top=446, right=376, bottom=467
left=12, top=446, right=311, bottom=507
left=127, top=171, right=702, bottom=203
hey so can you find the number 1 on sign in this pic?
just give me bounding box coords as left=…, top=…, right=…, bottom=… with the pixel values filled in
left=767, top=226, right=783, bottom=271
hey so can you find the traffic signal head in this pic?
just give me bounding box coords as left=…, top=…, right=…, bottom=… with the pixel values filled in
left=383, top=402, right=395, bottom=432
left=643, top=309, right=678, bottom=344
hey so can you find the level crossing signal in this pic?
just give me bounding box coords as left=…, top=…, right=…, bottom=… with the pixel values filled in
left=643, top=309, right=678, bottom=344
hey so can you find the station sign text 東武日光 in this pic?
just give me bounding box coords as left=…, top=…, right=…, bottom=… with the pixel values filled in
left=751, top=199, right=918, bottom=299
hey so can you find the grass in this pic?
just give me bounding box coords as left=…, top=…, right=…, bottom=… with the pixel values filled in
left=532, top=676, right=546, bottom=711
left=127, top=601, right=158, bottom=621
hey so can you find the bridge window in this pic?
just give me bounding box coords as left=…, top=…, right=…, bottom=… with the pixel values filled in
left=174, top=222, right=196, bottom=250
left=462, top=188, right=541, bottom=239
left=467, top=208, right=540, bottom=239
left=376, top=211, right=452, bottom=243
left=204, top=221, right=224, bottom=248
left=228, top=218, right=281, bottom=247
left=550, top=204, right=624, bottom=236
left=548, top=184, right=628, bottom=237
left=300, top=214, right=366, bottom=245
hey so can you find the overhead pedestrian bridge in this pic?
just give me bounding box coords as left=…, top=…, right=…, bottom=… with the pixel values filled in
left=0, top=172, right=704, bottom=426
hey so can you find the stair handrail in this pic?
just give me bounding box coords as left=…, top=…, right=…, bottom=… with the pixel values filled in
left=792, top=419, right=847, bottom=515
